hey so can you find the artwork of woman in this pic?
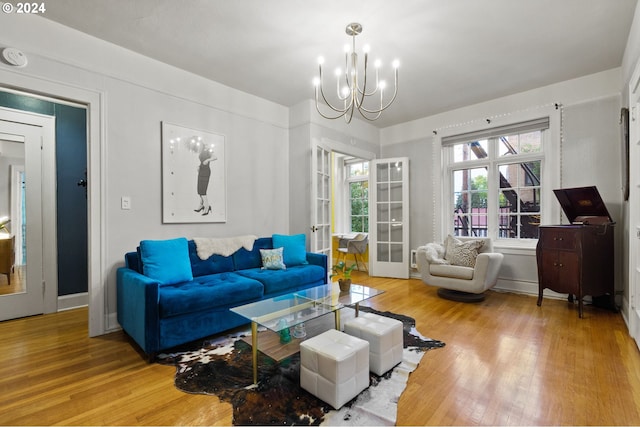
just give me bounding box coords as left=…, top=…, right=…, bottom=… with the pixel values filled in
left=162, top=123, right=226, bottom=224
left=194, top=145, right=217, bottom=215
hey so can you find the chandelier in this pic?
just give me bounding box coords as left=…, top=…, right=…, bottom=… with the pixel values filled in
left=313, top=22, right=399, bottom=123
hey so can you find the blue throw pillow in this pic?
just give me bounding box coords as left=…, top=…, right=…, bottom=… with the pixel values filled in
left=140, top=237, right=193, bottom=285
left=272, top=233, right=308, bottom=266
left=260, top=247, right=286, bottom=270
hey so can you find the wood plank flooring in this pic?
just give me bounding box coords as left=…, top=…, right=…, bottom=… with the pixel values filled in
left=2, top=271, right=640, bottom=425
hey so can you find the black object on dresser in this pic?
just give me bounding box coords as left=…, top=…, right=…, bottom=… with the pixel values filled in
left=536, top=186, right=616, bottom=318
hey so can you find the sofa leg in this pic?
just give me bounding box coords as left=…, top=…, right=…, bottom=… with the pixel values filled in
left=437, top=288, right=485, bottom=303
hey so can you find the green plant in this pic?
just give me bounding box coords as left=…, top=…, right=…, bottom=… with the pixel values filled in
left=331, top=261, right=357, bottom=281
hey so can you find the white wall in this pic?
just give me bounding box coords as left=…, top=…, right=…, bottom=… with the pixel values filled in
left=381, top=69, right=624, bottom=297
left=0, top=14, right=292, bottom=331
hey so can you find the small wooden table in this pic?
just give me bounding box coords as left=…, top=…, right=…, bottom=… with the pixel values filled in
left=231, top=283, right=384, bottom=384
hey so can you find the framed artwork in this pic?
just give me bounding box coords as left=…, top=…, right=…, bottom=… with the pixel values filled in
left=161, top=122, right=226, bottom=223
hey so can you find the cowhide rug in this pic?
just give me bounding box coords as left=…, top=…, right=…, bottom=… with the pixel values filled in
left=158, top=307, right=445, bottom=426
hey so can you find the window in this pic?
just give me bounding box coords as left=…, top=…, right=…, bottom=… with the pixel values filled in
left=346, top=160, right=369, bottom=233
left=445, top=118, right=547, bottom=240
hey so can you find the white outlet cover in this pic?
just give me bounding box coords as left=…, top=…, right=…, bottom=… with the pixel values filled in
left=2, top=48, right=28, bottom=67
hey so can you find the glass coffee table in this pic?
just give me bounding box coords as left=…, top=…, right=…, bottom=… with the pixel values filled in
left=231, top=283, right=384, bottom=384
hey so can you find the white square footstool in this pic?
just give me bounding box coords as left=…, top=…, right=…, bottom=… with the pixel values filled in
left=344, top=312, right=404, bottom=375
left=300, top=328, right=370, bottom=409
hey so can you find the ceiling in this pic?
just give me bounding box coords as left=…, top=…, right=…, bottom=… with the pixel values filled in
left=41, top=0, right=638, bottom=128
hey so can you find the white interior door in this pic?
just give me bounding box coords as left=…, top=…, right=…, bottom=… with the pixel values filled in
left=370, top=157, right=410, bottom=278
left=628, top=58, right=640, bottom=349
left=310, top=143, right=332, bottom=257
left=0, top=119, right=44, bottom=321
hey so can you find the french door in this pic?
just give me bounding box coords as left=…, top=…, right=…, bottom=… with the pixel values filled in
left=628, top=58, right=640, bottom=349
left=310, top=143, right=332, bottom=258
left=370, top=157, right=410, bottom=278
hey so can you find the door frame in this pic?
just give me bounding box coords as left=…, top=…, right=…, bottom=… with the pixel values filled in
left=0, top=108, right=56, bottom=315
left=628, top=55, right=640, bottom=349
left=0, top=72, right=105, bottom=337
left=310, top=138, right=375, bottom=262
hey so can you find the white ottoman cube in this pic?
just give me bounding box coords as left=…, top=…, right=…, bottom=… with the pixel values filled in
left=344, top=312, right=404, bottom=375
left=300, top=328, right=369, bottom=409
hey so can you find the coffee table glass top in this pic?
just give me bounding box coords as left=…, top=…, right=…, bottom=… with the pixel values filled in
left=230, top=283, right=383, bottom=332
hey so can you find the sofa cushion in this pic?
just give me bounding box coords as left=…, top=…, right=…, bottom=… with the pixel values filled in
left=188, top=240, right=235, bottom=277
left=260, top=247, right=286, bottom=270
left=158, top=272, right=264, bottom=318
left=272, top=233, right=308, bottom=266
left=233, top=237, right=273, bottom=270
left=235, top=264, right=326, bottom=295
left=140, top=237, right=193, bottom=285
left=444, top=235, right=485, bottom=267
left=430, top=264, right=475, bottom=280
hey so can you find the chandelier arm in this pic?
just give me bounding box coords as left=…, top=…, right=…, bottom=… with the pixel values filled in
left=314, top=100, right=350, bottom=120
left=317, top=70, right=353, bottom=114
left=358, top=72, right=398, bottom=114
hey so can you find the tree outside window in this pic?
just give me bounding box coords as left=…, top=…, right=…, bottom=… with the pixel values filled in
left=347, top=161, right=369, bottom=233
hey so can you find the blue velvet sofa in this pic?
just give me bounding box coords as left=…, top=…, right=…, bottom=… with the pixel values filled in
left=116, top=235, right=327, bottom=357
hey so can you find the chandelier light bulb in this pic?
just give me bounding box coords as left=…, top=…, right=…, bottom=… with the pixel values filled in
left=318, top=56, right=325, bottom=65
left=313, top=77, right=320, bottom=86
left=335, top=67, right=342, bottom=76
left=379, top=81, right=387, bottom=90
left=392, top=59, right=400, bottom=69
left=374, top=59, right=382, bottom=68
left=363, top=44, right=370, bottom=54
left=343, top=44, right=351, bottom=53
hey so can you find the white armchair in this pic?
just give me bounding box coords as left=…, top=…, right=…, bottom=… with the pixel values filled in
left=416, top=236, right=504, bottom=302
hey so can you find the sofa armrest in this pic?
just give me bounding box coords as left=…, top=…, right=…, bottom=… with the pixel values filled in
left=473, top=252, right=504, bottom=288
left=116, top=267, right=160, bottom=355
left=306, top=252, right=328, bottom=278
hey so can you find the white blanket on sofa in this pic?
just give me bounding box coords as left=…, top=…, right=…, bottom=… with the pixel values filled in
left=193, top=235, right=258, bottom=259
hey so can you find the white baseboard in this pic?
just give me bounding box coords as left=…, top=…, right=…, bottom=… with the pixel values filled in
left=57, top=292, right=88, bottom=312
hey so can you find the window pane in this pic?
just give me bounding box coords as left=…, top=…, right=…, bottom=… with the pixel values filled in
left=349, top=181, right=368, bottom=233
left=390, top=161, right=403, bottom=181
left=452, top=167, right=488, bottom=237
left=452, top=140, right=489, bottom=162
left=497, top=161, right=541, bottom=239
left=499, top=131, right=542, bottom=157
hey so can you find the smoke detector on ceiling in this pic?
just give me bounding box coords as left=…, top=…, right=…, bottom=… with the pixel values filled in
left=2, top=47, right=28, bottom=67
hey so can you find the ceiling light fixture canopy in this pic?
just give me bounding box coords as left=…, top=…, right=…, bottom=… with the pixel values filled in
left=313, top=22, right=399, bottom=123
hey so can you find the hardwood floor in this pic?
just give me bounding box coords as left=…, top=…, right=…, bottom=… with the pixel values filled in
left=0, top=264, right=25, bottom=296
left=2, top=272, right=640, bottom=425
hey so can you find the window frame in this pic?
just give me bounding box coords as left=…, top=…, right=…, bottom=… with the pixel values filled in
left=344, top=159, right=369, bottom=233
left=438, top=110, right=561, bottom=249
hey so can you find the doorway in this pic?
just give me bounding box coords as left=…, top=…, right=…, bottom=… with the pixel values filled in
left=310, top=139, right=411, bottom=279
left=0, top=92, right=88, bottom=322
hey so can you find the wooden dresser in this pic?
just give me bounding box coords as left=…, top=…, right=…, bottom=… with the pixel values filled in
left=0, top=235, right=15, bottom=285
left=536, top=186, right=616, bottom=318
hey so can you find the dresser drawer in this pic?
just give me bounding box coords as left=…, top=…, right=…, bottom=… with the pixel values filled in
left=540, top=229, right=578, bottom=250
